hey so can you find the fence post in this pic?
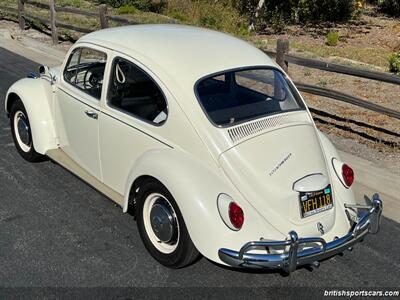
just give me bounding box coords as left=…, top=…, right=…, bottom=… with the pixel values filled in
left=49, top=0, right=58, bottom=44
left=276, top=38, right=289, bottom=73
left=99, top=4, right=108, bottom=29
left=17, top=0, right=25, bottom=30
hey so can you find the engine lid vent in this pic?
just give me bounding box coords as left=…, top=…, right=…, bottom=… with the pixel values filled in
left=227, top=112, right=311, bottom=144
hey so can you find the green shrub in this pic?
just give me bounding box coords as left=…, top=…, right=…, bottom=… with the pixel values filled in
left=167, top=10, right=188, bottom=22
left=269, top=7, right=286, bottom=33
left=295, top=0, right=357, bottom=23
left=98, top=0, right=360, bottom=35
left=326, top=31, right=339, bottom=46
left=101, top=0, right=166, bottom=12
left=162, top=0, right=248, bottom=35
left=116, top=4, right=139, bottom=14
left=388, top=52, right=400, bottom=74
left=231, top=0, right=357, bottom=32
left=196, top=2, right=245, bottom=33
left=378, top=0, right=400, bottom=16
left=57, top=0, right=85, bottom=7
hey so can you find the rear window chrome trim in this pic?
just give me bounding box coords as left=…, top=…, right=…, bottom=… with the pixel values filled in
left=193, top=66, right=306, bottom=129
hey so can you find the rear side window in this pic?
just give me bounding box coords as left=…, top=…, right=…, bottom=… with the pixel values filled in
left=196, top=68, right=305, bottom=126
left=107, top=58, right=168, bottom=125
left=63, top=47, right=107, bottom=100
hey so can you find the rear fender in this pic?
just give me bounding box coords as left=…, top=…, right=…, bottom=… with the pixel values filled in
left=5, top=78, right=57, bottom=154
left=123, top=149, right=283, bottom=263
left=317, top=130, right=356, bottom=230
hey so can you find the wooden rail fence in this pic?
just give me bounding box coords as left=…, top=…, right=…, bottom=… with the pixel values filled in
left=267, top=39, right=400, bottom=122
left=0, top=0, right=175, bottom=44
left=267, top=39, right=399, bottom=145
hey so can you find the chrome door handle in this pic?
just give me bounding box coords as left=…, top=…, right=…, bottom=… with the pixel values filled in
left=84, top=110, right=98, bottom=119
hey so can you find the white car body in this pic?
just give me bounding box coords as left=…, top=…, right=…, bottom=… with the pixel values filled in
left=5, top=25, right=382, bottom=272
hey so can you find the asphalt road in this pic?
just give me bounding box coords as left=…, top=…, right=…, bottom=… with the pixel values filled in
left=0, top=48, right=399, bottom=292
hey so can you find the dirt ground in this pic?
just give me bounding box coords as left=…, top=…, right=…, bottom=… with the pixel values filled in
left=253, top=11, right=400, bottom=174
left=256, top=9, right=400, bottom=68
left=0, top=20, right=73, bottom=53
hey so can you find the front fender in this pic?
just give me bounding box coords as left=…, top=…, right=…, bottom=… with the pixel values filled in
left=123, top=149, right=284, bottom=263
left=5, top=78, right=57, bottom=154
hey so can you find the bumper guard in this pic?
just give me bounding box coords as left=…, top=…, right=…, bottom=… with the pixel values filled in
left=218, top=194, right=383, bottom=273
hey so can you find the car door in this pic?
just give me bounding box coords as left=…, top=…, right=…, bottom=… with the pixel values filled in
left=99, top=53, right=170, bottom=194
left=55, top=45, right=109, bottom=180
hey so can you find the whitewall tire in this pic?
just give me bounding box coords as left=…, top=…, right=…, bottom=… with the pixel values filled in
left=135, top=179, right=200, bottom=268
left=10, top=99, right=44, bottom=162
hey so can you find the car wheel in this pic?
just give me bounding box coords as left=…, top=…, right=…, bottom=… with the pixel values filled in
left=136, top=180, right=200, bottom=268
left=10, top=99, right=44, bottom=162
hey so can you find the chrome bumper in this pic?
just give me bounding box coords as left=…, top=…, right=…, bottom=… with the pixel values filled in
left=218, top=194, right=382, bottom=273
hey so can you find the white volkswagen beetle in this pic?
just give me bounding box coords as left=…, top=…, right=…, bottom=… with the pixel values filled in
left=5, top=25, right=382, bottom=273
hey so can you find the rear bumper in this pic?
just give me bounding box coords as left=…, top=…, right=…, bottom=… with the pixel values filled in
left=218, top=194, right=382, bottom=273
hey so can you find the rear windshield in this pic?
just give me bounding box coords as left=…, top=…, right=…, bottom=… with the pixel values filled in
left=195, top=68, right=305, bottom=126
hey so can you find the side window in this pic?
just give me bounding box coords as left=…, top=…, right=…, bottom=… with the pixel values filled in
left=108, top=58, right=168, bottom=125
left=63, top=47, right=107, bottom=100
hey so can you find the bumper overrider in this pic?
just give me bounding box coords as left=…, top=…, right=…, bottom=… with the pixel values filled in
left=218, top=194, right=383, bottom=273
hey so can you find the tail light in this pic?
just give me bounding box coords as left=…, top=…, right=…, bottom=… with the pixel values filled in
left=217, top=194, right=244, bottom=231
left=342, top=164, right=354, bottom=187
left=332, top=158, right=355, bottom=188
left=229, top=202, right=244, bottom=230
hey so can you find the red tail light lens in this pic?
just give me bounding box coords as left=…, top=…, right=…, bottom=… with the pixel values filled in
left=229, top=202, right=244, bottom=229
left=342, top=164, right=354, bottom=187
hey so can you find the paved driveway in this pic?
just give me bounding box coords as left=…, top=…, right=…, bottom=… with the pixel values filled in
left=0, top=47, right=399, bottom=292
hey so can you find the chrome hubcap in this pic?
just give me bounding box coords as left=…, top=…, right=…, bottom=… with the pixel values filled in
left=143, top=193, right=180, bottom=254
left=150, top=199, right=178, bottom=244
left=14, top=111, right=32, bottom=152
left=17, top=115, right=30, bottom=146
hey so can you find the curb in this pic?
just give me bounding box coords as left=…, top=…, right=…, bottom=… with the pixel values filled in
left=339, top=151, right=399, bottom=222
left=339, top=150, right=400, bottom=201
left=0, top=29, right=65, bottom=66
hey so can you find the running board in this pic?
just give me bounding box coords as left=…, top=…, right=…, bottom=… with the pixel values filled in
left=46, top=149, right=124, bottom=208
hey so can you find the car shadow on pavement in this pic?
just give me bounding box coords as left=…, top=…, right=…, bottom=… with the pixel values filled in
left=206, top=259, right=317, bottom=277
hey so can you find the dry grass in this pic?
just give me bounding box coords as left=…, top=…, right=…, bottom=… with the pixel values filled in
left=255, top=37, right=391, bottom=70
left=0, top=0, right=250, bottom=41
left=0, top=0, right=174, bottom=40
left=253, top=14, right=400, bottom=70
left=161, top=0, right=248, bottom=35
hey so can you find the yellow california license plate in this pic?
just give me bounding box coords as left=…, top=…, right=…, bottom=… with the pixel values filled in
left=299, top=185, right=333, bottom=218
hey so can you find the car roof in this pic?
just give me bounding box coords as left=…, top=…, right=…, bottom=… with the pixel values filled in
left=78, top=24, right=276, bottom=86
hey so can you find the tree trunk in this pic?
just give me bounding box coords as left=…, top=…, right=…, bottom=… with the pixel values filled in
left=248, top=0, right=265, bottom=31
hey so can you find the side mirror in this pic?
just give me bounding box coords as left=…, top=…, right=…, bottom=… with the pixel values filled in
left=38, top=65, right=55, bottom=84
left=39, top=65, right=49, bottom=75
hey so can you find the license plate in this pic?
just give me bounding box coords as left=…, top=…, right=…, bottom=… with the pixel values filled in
left=299, top=185, right=333, bottom=218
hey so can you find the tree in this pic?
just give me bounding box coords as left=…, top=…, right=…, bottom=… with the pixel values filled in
left=248, top=0, right=265, bottom=31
